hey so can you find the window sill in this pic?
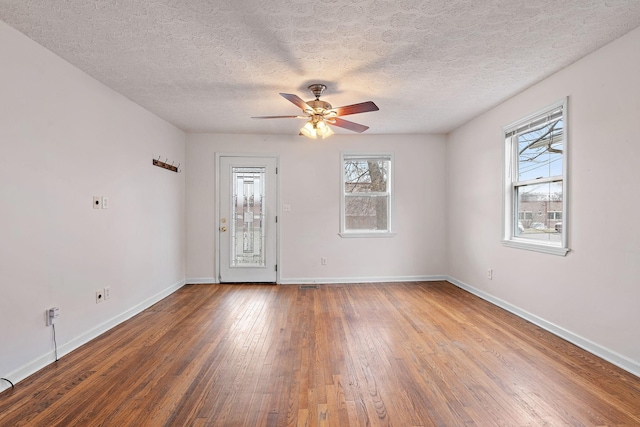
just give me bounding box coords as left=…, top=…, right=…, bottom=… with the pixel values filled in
left=502, top=239, right=570, bottom=256
left=339, top=232, right=397, bottom=238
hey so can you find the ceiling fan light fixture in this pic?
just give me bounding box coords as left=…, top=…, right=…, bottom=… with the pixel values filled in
left=300, top=121, right=318, bottom=139
left=316, top=120, right=327, bottom=130
left=317, top=121, right=334, bottom=139
left=300, top=118, right=334, bottom=139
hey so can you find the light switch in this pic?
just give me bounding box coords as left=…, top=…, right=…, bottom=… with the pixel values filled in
left=102, top=197, right=109, bottom=209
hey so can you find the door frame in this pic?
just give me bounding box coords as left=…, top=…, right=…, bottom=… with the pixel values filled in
left=215, top=153, right=280, bottom=284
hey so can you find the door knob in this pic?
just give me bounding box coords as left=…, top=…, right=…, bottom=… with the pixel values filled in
left=220, top=226, right=227, bottom=232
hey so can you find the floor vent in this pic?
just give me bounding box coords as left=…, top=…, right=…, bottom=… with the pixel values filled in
left=299, top=285, right=318, bottom=290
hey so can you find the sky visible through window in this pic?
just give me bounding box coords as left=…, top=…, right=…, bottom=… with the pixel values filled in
left=518, top=118, right=563, bottom=183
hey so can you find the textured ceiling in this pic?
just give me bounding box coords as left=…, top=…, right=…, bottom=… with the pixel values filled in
left=2, top=0, right=640, bottom=135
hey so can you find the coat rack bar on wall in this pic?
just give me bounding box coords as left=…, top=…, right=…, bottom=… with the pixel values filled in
left=153, top=157, right=181, bottom=173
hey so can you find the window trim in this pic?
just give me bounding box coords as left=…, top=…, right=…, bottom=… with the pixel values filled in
left=339, top=152, right=396, bottom=238
left=502, top=98, right=569, bottom=256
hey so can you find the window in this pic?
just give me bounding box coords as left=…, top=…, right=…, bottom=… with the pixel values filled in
left=340, top=153, right=394, bottom=237
left=518, top=211, right=533, bottom=220
left=547, top=211, right=562, bottom=220
left=503, top=99, right=569, bottom=255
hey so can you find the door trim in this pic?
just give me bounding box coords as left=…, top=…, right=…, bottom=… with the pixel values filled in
left=215, top=153, right=280, bottom=284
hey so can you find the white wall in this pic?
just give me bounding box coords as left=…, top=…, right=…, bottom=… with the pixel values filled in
left=446, top=26, right=640, bottom=375
left=0, top=21, right=186, bottom=390
left=186, top=133, right=447, bottom=283
left=4, top=11, right=638, bottom=390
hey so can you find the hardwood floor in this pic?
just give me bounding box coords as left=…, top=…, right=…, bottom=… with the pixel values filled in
left=1, top=281, right=639, bottom=426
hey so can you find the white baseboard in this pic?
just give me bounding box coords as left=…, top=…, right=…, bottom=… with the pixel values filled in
left=188, top=275, right=446, bottom=285
left=446, top=276, right=640, bottom=379
left=0, top=279, right=186, bottom=393
left=279, top=275, right=447, bottom=285
left=185, top=277, right=218, bottom=284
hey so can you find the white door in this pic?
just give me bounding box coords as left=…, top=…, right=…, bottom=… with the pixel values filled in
left=218, top=156, right=277, bottom=283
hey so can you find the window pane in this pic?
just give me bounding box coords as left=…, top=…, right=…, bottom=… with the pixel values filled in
left=231, top=167, right=266, bottom=267
left=345, top=195, right=388, bottom=231
left=518, top=211, right=533, bottom=220
left=517, top=118, right=563, bottom=181
left=344, top=160, right=388, bottom=193
left=515, top=181, right=563, bottom=242
left=547, top=211, right=562, bottom=220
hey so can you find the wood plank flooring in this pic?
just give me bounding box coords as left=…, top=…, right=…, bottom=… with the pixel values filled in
left=1, top=281, right=639, bottom=426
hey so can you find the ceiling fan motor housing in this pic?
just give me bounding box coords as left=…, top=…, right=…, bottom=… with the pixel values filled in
left=306, top=99, right=332, bottom=114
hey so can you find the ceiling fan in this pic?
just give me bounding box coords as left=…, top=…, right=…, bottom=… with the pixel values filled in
left=252, top=84, right=379, bottom=139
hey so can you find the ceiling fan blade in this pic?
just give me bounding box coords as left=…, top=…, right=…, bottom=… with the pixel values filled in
left=331, top=117, right=370, bottom=133
left=280, top=93, right=313, bottom=112
left=251, top=115, right=303, bottom=119
left=334, top=101, right=379, bottom=117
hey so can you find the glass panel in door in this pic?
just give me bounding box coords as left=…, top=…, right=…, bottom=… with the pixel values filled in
left=231, top=167, right=266, bottom=267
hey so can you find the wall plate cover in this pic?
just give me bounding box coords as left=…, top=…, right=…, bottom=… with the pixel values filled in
left=46, top=307, right=59, bottom=326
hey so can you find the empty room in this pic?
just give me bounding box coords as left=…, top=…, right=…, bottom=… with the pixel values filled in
left=1, top=1, right=639, bottom=425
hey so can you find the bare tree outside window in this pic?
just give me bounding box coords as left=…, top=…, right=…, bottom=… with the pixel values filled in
left=342, top=155, right=392, bottom=233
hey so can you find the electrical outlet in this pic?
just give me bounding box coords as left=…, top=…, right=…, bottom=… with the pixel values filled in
left=104, top=286, right=111, bottom=300
left=96, top=289, right=104, bottom=303
left=46, top=307, right=60, bottom=326
left=321, top=257, right=327, bottom=266
left=487, top=269, right=493, bottom=280
left=93, top=196, right=102, bottom=209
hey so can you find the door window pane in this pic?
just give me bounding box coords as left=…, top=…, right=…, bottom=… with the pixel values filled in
left=231, top=167, right=266, bottom=267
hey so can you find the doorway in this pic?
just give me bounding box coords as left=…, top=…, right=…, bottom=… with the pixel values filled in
left=217, top=155, right=278, bottom=283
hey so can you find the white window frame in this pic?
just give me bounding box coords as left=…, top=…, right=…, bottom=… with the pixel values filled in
left=502, top=98, right=569, bottom=256
left=340, top=152, right=395, bottom=238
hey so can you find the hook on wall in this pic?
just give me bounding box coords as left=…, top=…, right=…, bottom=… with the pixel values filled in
left=153, top=156, right=181, bottom=173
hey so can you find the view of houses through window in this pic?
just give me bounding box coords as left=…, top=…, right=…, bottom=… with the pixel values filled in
left=504, top=98, right=568, bottom=254
left=517, top=193, right=563, bottom=239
